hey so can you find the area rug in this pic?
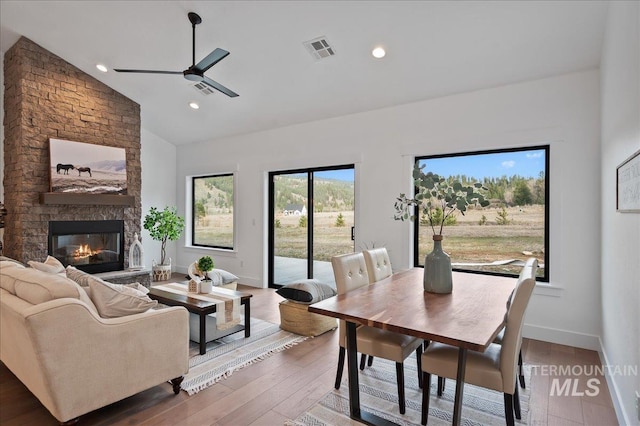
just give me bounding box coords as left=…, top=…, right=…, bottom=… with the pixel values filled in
left=181, top=318, right=306, bottom=395
left=287, top=354, right=530, bottom=425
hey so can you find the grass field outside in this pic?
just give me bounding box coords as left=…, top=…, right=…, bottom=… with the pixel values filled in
left=195, top=205, right=545, bottom=277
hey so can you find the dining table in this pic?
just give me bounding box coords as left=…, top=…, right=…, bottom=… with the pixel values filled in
left=308, top=267, right=516, bottom=426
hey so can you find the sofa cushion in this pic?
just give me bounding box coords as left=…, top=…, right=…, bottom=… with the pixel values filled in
left=88, top=276, right=157, bottom=318
left=276, top=279, right=337, bottom=304
left=28, top=256, right=65, bottom=274
left=13, top=268, right=82, bottom=304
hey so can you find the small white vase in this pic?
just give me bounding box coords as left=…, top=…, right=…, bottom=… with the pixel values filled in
left=423, top=235, right=453, bottom=294
left=199, top=279, right=213, bottom=294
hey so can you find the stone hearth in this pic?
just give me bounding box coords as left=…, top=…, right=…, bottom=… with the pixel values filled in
left=2, top=37, right=141, bottom=266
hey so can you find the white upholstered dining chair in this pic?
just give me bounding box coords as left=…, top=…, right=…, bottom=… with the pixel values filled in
left=332, top=252, right=424, bottom=414
left=420, top=258, right=538, bottom=425
left=360, top=247, right=394, bottom=369
left=493, top=260, right=538, bottom=389
left=363, top=247, right=393, bottom=283
left=437, top=260, right=535, bottom=395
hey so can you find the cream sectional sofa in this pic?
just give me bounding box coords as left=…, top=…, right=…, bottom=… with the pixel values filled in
left=0, top=260, right=189, bottom=424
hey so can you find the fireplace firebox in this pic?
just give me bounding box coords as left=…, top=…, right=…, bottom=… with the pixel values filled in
left=48, top=220, right=124, bottom=273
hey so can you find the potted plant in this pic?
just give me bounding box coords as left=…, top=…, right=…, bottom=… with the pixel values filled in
left=394, top=162, right=489, bottom=293
left=143, top=206, right=185, bottom=281
left=196, top=255, right=215, bottom=293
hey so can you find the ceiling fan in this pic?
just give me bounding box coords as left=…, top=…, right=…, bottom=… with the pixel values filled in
left=114, top=12, right=238, bottom=98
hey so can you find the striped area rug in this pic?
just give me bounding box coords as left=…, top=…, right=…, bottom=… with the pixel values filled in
left=287, top=354, right=530, bottom=425
left=181, top=318, right=306, bottom=395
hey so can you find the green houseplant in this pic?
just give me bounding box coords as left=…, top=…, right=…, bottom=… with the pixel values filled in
left=394, top=163, right=489, bottom=293
left=196, top=255, right=215, bottom=293
left=143, top=206, right=185, bottom=281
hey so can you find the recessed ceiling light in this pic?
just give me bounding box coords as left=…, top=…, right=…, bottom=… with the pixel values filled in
left=372, top=47, right=386, bottom=59
left=96, top=64, right=108, bottom=72
left=189, top=102, right=200, bottom=110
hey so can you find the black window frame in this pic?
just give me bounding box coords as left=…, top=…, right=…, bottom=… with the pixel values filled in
left=191, top=173, right=235, bottom=250
left=268, top=164, right=355, bottom=288
left=413, top=145, right=550, bottom=282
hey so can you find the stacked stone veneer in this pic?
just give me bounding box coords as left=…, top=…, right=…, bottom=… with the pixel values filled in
left=3, top=37, right=141, bottom=266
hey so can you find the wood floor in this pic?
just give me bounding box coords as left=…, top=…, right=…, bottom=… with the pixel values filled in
left=0, top=278, right=619, bottom=426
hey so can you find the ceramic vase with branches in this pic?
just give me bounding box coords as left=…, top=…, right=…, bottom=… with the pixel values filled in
left=394, top=163, right=489, bottom=293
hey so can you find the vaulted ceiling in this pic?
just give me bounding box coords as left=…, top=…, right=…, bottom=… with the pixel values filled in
left=1, top=1, right=608, bottom=146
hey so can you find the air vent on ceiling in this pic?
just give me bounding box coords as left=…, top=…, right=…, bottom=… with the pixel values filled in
left=192, top=82, right=215, bottom=95
left=303, top=37, right=335, bottom=60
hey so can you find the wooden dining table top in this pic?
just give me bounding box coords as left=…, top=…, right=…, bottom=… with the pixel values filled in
left=309, top=268, right=516, bottom=352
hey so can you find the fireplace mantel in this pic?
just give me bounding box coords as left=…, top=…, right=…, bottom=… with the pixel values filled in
left=39, top=193, right=135, bottom=206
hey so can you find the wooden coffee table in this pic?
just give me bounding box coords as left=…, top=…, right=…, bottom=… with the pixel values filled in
left=148, top=284, right=253, bottom=355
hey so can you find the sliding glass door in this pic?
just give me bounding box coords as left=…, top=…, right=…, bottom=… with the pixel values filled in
left=269, top=165, right=355, bottom=287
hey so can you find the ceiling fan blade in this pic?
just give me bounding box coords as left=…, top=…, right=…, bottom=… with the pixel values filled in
left=113, top=69, right=183, bottom=75
left=202, top=76, right=239, bottom=98
left=194, top=48, right=230, bottom=73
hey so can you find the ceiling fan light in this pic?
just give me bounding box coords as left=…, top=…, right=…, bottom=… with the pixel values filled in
left=96, top=64, right=108, bottom=72
left=372, top=47, right=386, bottom=59
left=189, top=102, right=200, bottom=110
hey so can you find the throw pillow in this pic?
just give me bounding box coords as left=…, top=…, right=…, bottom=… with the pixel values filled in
left=276, top=279, right=337, bottom=304
left=13, top=268, right=81, bottom=304
left=65, top=265, right=93, bottom=287
left=28, top=256, right=65, bottom=274
left=88, top=276, right=157, bottom=318
left=206, top=269, right=239, bottom=285
left=0, top=256, right=26, bottom=268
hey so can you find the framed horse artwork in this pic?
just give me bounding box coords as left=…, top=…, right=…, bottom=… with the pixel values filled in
left=48, top=138, right=127, bottom=194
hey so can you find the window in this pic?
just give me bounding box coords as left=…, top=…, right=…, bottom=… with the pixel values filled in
left=192, top=174, right=234, bottom=249
left=268, top=165, right=355, bottom=287
left=414, top=146, right=549, bottom=281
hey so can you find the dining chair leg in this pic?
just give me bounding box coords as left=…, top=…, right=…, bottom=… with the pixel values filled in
left=416, top=346, right=423, bottom=389
left=360, top=353, right=367, bottom=370
left=514, top=381, right=521, bottom=420
left=335, top=346, right=345, bottom=389
left=503, top=392, right=515, bottom=426
left=395, top=362, right=406, bottom=414
left=518, top=350, right=526, bottom=388
left=367, top=355, right=374, bottom=367
left=421, top=371, right=431, bottom=425
left=437, top=377, right=445, bottom=397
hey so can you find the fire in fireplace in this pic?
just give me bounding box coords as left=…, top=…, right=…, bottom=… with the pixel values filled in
left=48, top=220, right=124, bottom=273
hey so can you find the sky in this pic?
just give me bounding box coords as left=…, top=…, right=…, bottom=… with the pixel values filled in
left=418, top=149, right=546, bottom=180
left=49, top=138, right=126, bottom=166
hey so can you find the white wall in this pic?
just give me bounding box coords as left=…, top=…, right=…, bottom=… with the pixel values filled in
left=140, top=127, right=178, bottom=269
left=176, top=70, right=603, bottom=349
left=600, top=2, right=640, bottom=424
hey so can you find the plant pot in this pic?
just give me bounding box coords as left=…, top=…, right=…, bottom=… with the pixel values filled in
left=423, top=235, right=452, bottom=294
left=199, top=279, right=213, bottom=294
left=152, top=259, right=172, bottom=282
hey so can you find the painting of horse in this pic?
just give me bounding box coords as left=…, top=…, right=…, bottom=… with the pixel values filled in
left=56, top=164, right=75, bottom=175
left=77, top=167, right=92, bottom=177
left=49, top=138, right=127, bottom=194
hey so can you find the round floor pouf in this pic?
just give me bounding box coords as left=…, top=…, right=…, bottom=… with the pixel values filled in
left=278, top=300, right=337, bottom=337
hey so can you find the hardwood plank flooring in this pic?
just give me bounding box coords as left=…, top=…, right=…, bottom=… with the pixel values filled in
left=0, top=276, right=618, bottom=425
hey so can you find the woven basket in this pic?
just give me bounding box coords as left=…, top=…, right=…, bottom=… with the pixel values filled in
left=279, top=300, right=337, bottom=337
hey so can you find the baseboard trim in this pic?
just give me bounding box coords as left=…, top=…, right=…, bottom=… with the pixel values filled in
left=598, top=339, right=633, bottom=426
left=522, top=323, right=600, bottom=350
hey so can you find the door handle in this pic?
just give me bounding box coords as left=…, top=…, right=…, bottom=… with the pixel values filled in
left=351, top=226, right=355, bottom=241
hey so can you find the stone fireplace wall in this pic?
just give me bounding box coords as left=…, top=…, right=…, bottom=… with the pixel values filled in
left=2, top=37, right=141, bottom=266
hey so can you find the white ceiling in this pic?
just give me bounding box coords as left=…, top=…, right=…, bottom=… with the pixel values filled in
left=1, top=1, right=608, bottom=146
